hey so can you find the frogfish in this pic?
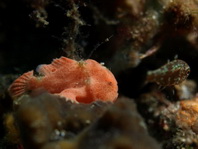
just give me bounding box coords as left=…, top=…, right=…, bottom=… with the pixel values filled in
left=8, top=57, right=118, bottom=103
left=146, top=59, right=190, bottom=86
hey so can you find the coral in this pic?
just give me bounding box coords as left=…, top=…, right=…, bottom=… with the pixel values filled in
left=170, top=97, right=198, bottom=146
left=27, top=0, right=49, bottom=27
left=9, top=57, right=118, bottom=103
left=174, top=80, right=197, bottom=100
left=13, top=95, right=160, bottom=149
left=162, top=0, right=198, bottom=31
left=108, top=8, right=160, bottom=73
left=75, top=97, right=161, bottom=149
left=14, top=93, right=110, bottom=149
left=176, top=97, right=198, bottom=132
left=138, top=86, right=198, bottom=148
left=3, top=113, right=20, bottom=144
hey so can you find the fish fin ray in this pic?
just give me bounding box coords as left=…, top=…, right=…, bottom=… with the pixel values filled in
left=8, top=71, right=33, bottom=98
left=51, top=57, right=75, bottom=68
left=36, top=57, right=75, bottom=75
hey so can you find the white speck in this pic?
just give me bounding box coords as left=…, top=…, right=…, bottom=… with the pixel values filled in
left=152, top=15, right=156, bottom=20
left=100, top=62, right=105, bottom=66
left=85, top=120, right=91, bottom=124
left=55, top=129, right=60, bottom=136
left=57, top=121, right=62, bottom=126
left=60, top=130, right=66, bottom=137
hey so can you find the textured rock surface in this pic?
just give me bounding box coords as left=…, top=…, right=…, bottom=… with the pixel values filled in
left=11, top=94, right=161, bottom=149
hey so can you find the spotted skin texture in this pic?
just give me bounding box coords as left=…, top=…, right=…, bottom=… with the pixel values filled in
left=147, top=60, right=190, bottom=86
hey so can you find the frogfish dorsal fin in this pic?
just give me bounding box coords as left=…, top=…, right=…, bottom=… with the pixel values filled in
left=36, top=57, right=76, bottom=75
left=8, top=71, right=34, bottom=98
left=51, top=56, right=75, bottom=67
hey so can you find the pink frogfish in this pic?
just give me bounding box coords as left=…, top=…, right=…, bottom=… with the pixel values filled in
left=8, top=57, right=118, bottom=103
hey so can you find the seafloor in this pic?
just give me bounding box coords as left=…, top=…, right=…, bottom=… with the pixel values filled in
left=1, top=0, right=198, bottom=149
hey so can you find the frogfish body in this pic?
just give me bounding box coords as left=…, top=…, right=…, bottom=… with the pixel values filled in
left=9, top=57, right=118, bottom=103
left=146, top=59, right=190, bottom=86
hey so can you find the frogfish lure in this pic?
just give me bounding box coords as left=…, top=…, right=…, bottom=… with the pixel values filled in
left=146, top=59, right=190, bottom=86
left=8, top=57, right=118, bottom=103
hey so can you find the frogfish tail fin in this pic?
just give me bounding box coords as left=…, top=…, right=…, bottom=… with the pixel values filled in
left=8, top=71, right=34, bottom=98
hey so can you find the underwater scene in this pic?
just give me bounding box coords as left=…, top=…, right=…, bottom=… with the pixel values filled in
left=1, top=0, right=198, bottom=149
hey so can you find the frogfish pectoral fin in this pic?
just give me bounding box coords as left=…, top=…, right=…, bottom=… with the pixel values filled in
left=8, top=71, right=34, bottom=98
left=57, top=87, right=87, bottom=103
